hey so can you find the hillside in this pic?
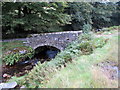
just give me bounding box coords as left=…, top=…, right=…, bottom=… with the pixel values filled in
left=39, top=27, right=119, bottom=88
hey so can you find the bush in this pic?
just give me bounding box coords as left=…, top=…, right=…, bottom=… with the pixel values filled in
left=20, top=62, right=56, bottom=88
left=79, top=41, right=93, bottom=55
left=102, top=26, right=120, bottom=32
left=3, top=47, right=34, bottom=65
left=78, top=33, right=93, bottom=41
left=82, top=24, right=92, bottom=33
left=59, top=51, right=72, bottom=62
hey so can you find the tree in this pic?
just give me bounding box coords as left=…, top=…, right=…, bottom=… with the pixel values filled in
left=116, top=1, right=120, bottom=25
left=66, top=2, right=93, bottom=31
left=91, top=2, right=116, bottom=29
left=2, top=2, right=71, bottom=36
left=65, top=2, right=118, bottom=32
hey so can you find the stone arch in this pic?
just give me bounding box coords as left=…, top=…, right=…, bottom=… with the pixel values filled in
left=25, top=31, right=82, bottom=51
left=34, top=45, right=61, bottom=52
left=33, top=44, right=63, bottom=51
left=33, top=45, right=61, bottom=62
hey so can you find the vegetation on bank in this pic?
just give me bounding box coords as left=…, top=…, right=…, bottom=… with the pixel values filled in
left=42, top=29, right=118, bottom=88
left=1, top=41, right=34, bottom=65
left=7, top=26, right=119, bottom=88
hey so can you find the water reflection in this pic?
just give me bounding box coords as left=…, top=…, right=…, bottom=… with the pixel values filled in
left=2, top=46, right=60, bottom=82
left=34, top=45, right=60, bottom=63
left=46, top=50, right=59, bottom=59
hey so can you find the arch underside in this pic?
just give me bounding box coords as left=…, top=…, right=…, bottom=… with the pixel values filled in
left=33, top=44, right=64, bottom=51
left=34, top=45, right=61, bottom=62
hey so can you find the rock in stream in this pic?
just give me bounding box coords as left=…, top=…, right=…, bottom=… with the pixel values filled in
left=0, top=82, right=17, bottom=89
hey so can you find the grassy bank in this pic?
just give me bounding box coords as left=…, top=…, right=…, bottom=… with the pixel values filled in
left=41, top=33, right=118, bottom=88
left=39, top=26, right=119, bottom=88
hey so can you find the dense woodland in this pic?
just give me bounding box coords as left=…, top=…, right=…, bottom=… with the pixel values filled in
left=2, top=2, right=120, bottom=38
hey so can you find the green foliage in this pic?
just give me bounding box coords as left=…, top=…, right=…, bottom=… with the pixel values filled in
left=3, top=46, right=34, bottom=65
left=82, top=24, right=92, bottom=33
left=67, top=2, right=93, bottom=31
left=20, top=62, right=55, bottom=88
left=54, top=50, right=72, bottom=64
left=78, top=33, right=93, bottom=41
left=2, top=2, right=71, bottom=35
left=2, top=2, right=120, bottom=36
left=79, top=41, right=93, bottom=55
left=66, top=2, right=119, bottom=33
left=102, top=25, right=120, bottom=31
left=2, top=41, right=35, bottom=65
left=78, top=33, right=107, bottom=55
left=20, top=32, right=108, bottom=88
left=91, top=2, right=117, bottom=29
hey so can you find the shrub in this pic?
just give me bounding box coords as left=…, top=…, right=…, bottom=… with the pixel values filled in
left=20, top=62, right=56, bottom=88
left=82, top=24, right=92, bottom=34
left=102, top=26, right=120, bottom=32
left=60, top=51, right=72, bottom=62
left=3, top=47, right=34, bottom=65
left=79, top=41, right=93, bottom=55
left=49, top=50, right=73, bottom=67
left=78, top=33, right=94, bottom=41
left=66, top=41, right=82, bottom=55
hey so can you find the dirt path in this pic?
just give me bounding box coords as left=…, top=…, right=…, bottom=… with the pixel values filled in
left=95, top=31, right=119, bottom=87
left=95, top=31, right=120, bottom=38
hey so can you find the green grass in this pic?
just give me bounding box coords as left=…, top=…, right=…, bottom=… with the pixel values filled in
left=40, top=31, right=118, bottom=88
left=1, top=41, right=25, bottom=54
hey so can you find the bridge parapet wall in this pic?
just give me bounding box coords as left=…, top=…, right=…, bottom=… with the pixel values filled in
left=25, top=31, right=82, bottom=50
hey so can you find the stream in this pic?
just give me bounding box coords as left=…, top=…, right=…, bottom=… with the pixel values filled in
left=2, top=47, right=60, bottom=82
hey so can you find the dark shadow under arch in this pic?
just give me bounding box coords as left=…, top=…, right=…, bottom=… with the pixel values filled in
left=34, top=45, right=60, bottom=63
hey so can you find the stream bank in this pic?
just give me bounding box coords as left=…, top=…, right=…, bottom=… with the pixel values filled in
left=2, top=46, right=60, bottom=82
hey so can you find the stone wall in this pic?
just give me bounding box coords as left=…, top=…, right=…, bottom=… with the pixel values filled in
left=25, top=31, right=82, bottom=50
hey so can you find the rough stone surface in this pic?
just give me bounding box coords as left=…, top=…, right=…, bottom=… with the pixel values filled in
left=25, top=31, right=82, bottom=50
left=0, top=82, right=17, bottom=89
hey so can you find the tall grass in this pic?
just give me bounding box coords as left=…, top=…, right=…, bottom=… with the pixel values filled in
left=16, top=32, right=110, bottom=88
left=40, top=31, right=118, bottom=88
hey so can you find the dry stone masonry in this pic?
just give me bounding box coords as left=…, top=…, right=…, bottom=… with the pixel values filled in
left=25, top=31, right=82, bottom=50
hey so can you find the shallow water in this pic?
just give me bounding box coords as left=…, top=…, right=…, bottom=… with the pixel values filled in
left=2, top=49, right=59, bottom=82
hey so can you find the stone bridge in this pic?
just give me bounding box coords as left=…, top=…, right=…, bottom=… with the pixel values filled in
left=25, top=31, right=82, bottom=50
